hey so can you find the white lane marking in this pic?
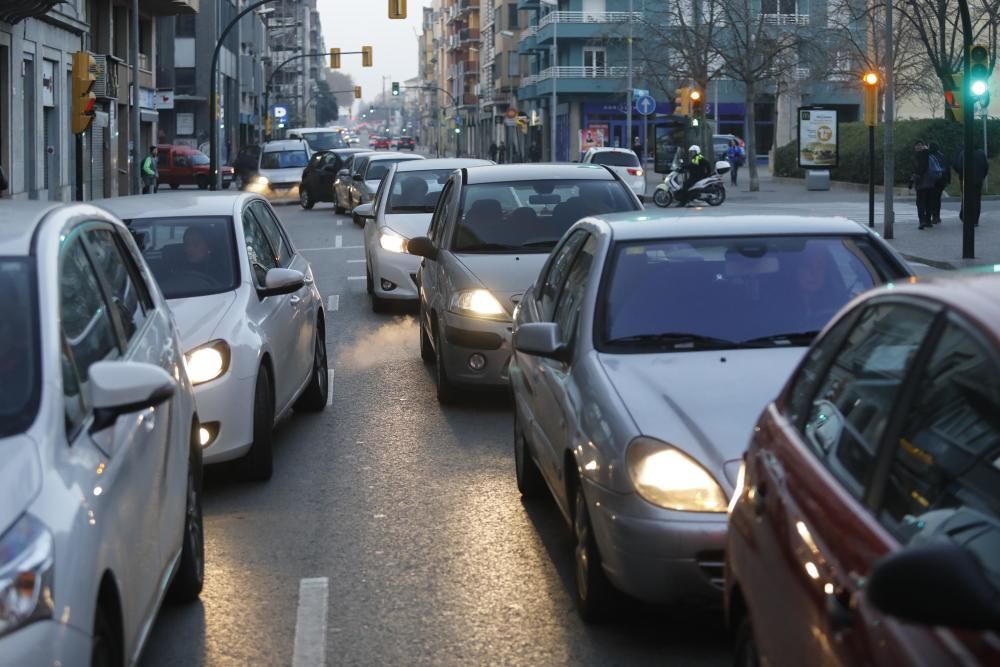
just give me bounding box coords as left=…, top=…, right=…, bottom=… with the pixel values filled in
left=336, top=220, right=343, bottom=226
left=335, top=235, right=343, bottom=248
left=346, top=259, right=365, bottom=263
left=299, top=245, right=363, bottom=251
left=326, top=369, right=335, bottom=407
left=347, top=276, right=365, bottom=281
left=326, top=295, right=339, bottom=311
left=292, top=577, right=328, bottom=667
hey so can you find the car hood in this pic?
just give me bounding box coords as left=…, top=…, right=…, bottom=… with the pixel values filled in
left=259, top=167, right=302, bottom=183
left=167, top=291, right=239, bottom=351
left=0, top=434, right=42, bottom=535
left=384, top=213, right=433, bottom=239
left=598, top=347, right=807, bottom=487
left=456, top=253, right=548, bottom=310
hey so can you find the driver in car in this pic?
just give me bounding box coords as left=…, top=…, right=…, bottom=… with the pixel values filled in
left=174, top=226, right=223, bottom=286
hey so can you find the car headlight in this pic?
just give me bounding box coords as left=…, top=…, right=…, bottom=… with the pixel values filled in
left=0, top=514, right=55, bottom=639
left=379, top=228, right=407, bottom=254
left=253, top=175, right=269, bottom=185
left=449, top=289, right=507, bottom=319
left=184, top=340, right=231, bottom=386
left=626, top=438, right=728, bottom=512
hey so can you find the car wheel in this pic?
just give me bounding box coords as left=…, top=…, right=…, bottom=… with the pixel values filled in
left=514, top=410, right=545, bottom=498
left=734, top=615, right=760, bottom=667
left=235, top=174, right=244, bottom=190
left=240, top=368, right=274, bottom=482
left=169, top=182, right=180, bottom=190
left=196, top=175, right=208, bottom=190
left=419, top=303, right=435, bottom=363
left=295, top=325, right=329, bottom=412
left=300, top=186, right=315, bottom=210
left=366, top=265, right=374, bottom=295
left=573, top=474, right=617, bottom=622
left=167, top=433, right=204, bottom=603
left=91, top=604, right=122, bottom=667
left=434, top=325, right=459, bottom=404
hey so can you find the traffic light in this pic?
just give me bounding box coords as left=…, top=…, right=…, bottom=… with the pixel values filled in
left=391, top=81, right=400, bottom=96
left=71, top=51, right=97, bottom=135
left=369, top=105, right=375, bottom=114
left=330, top=48, right=341, bottom=69
left=862, top=70, right=879, bottom=126
left=674, top=87, right=690, bottom=117
left=945, top=72, right=965, bottom=123
left=454, top=127, right=461, bottom=134
left=362, top=46, right=373, bottom=68
left=690, top=88, right=703, bottom=116
left=969, top=43, right=990, bottom=100
left=388, top=0, right=407, bottom=19
left=354, top=86, right=362, bottom=99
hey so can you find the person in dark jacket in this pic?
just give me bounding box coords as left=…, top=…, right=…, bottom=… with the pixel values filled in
left=954, top=146, right=989, bottom=227
left=909, top=140, right=934, bottom=229
left=927, top=142, right=950, bottom=225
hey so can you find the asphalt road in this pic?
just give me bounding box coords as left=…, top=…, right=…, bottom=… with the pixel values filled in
left=139, top=195, right=732, bottom=667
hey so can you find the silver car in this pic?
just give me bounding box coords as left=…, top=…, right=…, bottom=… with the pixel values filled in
left=246, top=139, right=311, bottom=202
left=509, top=212, right=914, bottom=621
left=357, top=158, right=492, bottom=312
left=407, top=164, right=641, bottom=403
left=342, top=152, right=425, bottom=222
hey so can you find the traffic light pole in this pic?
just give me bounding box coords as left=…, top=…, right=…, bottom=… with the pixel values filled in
left=959, top=0, right=975, bottom=258
left=868, top=125, right=875, bottom=228
left=75, top=134, right=84, bottom=201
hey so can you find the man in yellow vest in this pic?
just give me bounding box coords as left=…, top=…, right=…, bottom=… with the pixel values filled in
left=142, top=145, right=159, bottom=194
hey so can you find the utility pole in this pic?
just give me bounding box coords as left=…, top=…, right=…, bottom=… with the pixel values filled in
left=883, top=0, right=895, bottom=239
left=626, top=0, right=633, bottom=154
left=551, top=5, right=558, bottom=160
left=958, top=0, right=976, bottom=258
left=130, top=0, right=140, bottom=194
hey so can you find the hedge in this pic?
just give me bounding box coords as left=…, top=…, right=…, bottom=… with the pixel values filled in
left=773, top=117, right=1000, bottom=186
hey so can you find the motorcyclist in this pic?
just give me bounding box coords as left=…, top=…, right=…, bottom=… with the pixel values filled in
left=679, top=145, right=710, bottom=205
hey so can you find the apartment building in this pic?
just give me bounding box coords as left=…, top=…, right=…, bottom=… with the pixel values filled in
left=265, top=0, right=327, bottom=135
left=479, top=1, right=524, bottom=161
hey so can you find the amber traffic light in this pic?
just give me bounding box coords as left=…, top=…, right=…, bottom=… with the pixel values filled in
left=330, top=48, right=341, bottom=69
left=690, top=88, right=703, bottom=115
left=388, top=0, right=407, bottom=19
left=674, top=87, right=690, bottom=117
left=862, top=70, right=880, bottom=126
left=354, top=86, right=362, bottom=99
left=362, top=46, right=373, bottom=68
left=72, top=51, right=97, bottom=135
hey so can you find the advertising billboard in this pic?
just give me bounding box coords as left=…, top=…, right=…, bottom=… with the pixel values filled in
left=798, top=107, right=839, bottom=169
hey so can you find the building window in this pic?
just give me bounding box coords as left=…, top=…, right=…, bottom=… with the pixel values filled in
left=175, top=68, right=196, bottom=95
left=176, top=14, right=195, bottom=38
left=509, top=52, right=520, bottom=77
left=507, top=4, right=519, bottom=30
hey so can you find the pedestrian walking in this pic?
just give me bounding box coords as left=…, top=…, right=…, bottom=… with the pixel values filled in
left=497, top=141, right=506, bottom=164
left=954, top=146, right=989, bottom=227
left=725, top=139, right=745, bottom=187
left=489, top=141, right=499, bottom=162
left=927, top=141, right=949, bottom=225
left=632, top=134, right=642, bottom=160
left=909, top=140, right=935, bottom=229
left=141, top=145, right=159, bottom=194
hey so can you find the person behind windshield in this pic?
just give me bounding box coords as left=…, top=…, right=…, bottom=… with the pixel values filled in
left=397, top=176, right=429, bottom=210
left=679, top=145, right=710, bottom=205
left=178, top=227, right=216, bottom=274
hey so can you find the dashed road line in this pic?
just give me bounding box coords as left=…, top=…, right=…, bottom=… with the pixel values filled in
left=327, top=295, right=339, bottom=311
left=347, top=276, right=366, bottom=281
left=335, top=235, right=343, bottom=248
left=326, top=369, right=335, bottom=407
left=346, top=259, right=365, bottom=263
left=336, top=220, right=343, bottom=226
left=292, top=577, right=329, bottom=667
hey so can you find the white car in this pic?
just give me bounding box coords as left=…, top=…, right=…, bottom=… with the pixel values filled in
left=246, top=139, right=312, bottom=202
left=0, top=202, right=203, bottom=667
left=100, top=193, right=328, bottom=481
left=581, top=147, right=646, bottom=200
left=356, top=158, right=492, bottom=312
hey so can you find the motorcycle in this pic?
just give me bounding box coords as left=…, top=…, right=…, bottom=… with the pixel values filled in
left=653, top=159, right=731, bottom=208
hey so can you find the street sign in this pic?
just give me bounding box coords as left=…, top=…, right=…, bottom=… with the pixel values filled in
left=154, top=89, right=174, bottom=110
left=273, top=106, right=287, bottom=119
left=635, top=94, right=656, bottom=116
left=632, top=88, right=650, bottom=99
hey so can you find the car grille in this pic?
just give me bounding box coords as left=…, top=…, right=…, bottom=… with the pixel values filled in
left=696, top=550, right=725, bottom=590
left=271, top=182, right=298, bottom=189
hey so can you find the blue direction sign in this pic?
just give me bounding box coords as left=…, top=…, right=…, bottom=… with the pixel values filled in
left=635, top=94, right=656, bottom=116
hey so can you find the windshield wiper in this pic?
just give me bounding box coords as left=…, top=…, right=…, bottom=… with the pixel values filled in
left=605, top=332, right=740, bottom=350
left=741, top=330, right=821, bottom=346
left=389, top=206, right=434, bottom=213
left=457, top=243, right=517, bottom=252
left=519, top=241, right=557, bottom=249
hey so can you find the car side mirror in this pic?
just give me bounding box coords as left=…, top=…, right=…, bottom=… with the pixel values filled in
left=88, top=361, right=176, bottom=433
left=353, top=202, right=375, bottom=220
left=514, top=322, right=569, bottom=363
left=406, top=236, right=438, bottom=261
left=259, top=267, right=305, bottom=298
left=866, top=541, right=1000, bottom=631
left=352, top=173, right=363, bottom=181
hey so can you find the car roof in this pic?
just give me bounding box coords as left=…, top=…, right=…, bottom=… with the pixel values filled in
left=586, top=147, right=635, bottom=154
left=330, top=148, right=371, bottom=156
left=262, top=140, right=308, bottom=152
left=288, top=127, right=339, bottom=134
left=589, top=211, right=873, bottom=241
left=365, top=152, right=424, bottom=162
left=464, top=163, right=615, bottom=184
left=878, top=272, right=1000, bottom=334
left=0, top=201, right=65, bottom=255
left=396, top=158, right=492, bottom=172
left=96, top=193, right=256, bottom=220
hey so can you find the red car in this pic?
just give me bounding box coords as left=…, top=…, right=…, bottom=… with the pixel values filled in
left=156, top=144, right=233, bottom=189
left=726, top=273, right=1000, bottom=666
left=371, top=136, right=391, bottom=150
left=394, top=136, right=416, bottom=151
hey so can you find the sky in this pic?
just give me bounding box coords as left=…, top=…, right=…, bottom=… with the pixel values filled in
left=318, top=0, right=431, bottom=117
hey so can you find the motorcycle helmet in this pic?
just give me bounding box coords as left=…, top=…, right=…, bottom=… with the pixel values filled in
left=688, top=145, right=701, bottom=154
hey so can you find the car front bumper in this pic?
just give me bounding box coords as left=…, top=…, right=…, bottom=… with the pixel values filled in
left=439, top=310, right=513, bottom=387
left=194, top=371, right=257, bottom=464
left=581, top=476, right=727, bottom=606
left=0, top=620, right=92, bottom=667
left=245, top=181, right=300, bottom=201
left=371, top=246, right=421, bottom=301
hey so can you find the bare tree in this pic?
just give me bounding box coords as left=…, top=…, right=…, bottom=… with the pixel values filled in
left=714, top=0, right=801, bottom=191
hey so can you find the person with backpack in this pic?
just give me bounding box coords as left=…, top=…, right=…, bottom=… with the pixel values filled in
left=909, top=140, right=935, bottom=229
left=726, top=139, right=745, bottom=187
left=141, top=145, right=159, bottom=194
left=927, top=142, right=949, bottom=225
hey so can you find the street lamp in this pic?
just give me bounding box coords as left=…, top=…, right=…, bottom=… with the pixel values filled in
left=862, top=70, right=880, bottom=228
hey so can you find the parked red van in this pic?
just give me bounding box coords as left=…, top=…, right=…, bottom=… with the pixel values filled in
left=156, top=144, right=233, bottom=190
left=726, top=272, right=1000, bottom=666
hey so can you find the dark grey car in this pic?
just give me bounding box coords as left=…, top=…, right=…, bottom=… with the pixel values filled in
left=407, top=163, right=641, bottom=403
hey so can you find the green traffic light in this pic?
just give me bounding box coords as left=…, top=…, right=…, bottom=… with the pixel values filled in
left=454, top=127, right=461, bottom=134
left=972, top=79, right=988, bottom=97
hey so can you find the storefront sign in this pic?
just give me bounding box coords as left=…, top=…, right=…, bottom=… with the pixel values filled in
left=176, top=112, right=194, bottom=136
left=580, top=127, right=606, bottom=153
left=798, top=107, right=839, bottom=169
left=154, top=90, right=174, bottom=110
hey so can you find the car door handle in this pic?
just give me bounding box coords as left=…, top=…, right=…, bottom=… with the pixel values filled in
left=303, top=276, right=314, bottom=285
left=290, top=295, right=302, bottom=305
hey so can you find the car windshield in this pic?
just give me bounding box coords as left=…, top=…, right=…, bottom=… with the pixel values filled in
left=191, top=152, right=209, bottom=165
left=453, top=179, right=635, bottom=253
left=300, top=132, right=346, bottom=151
left=261, top=149, right=308, bottom=169
left=386, top=169, right=454, bottom=213
left=126, top=216, right=240, bottom=299
left=366, top=159, right=413, bottom=181
left=590, top=152, right=640, bottom=167
left=601, top=236, right=892, bottom=351
left=0, top=258, right=40, bottom=437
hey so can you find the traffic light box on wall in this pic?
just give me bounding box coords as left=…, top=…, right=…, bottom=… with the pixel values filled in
left=72, top=51, right=97, bottom=135
left=392, top=81, right=400, bottom=97
left=674, top=87, right=690, bottom=117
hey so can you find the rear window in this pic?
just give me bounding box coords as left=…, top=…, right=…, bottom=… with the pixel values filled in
left=299, top=131, right=346, bottom=151
left=590, top=151, right=640, bottom=168
left=387, top=169, right=454, bottom=213
left=366, top=159, right=412, bottom=181
left=261, top=150, right=308, bottom=169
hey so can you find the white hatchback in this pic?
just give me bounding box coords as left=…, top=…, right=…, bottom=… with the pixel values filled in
left=0, top=202, right=203, bottom=667
left=101, top=193, right=328, bottom=481
left=581, top=147, right=647, bottom=200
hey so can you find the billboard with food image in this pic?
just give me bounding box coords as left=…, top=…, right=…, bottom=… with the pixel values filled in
left=798, top=108, right=839, bottom=168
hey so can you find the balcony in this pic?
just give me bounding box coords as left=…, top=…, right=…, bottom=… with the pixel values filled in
left=518, top=66, right=643, bottom=98
left=456, top=0, right=480, bottom=16
left=535, top=11, right=643, bottom=45
left=460, top=28, right=481, bottom=43
left=517, top=0, right=540, bottom=10
left=518, top=26, right=539, bottom=54
left=761, top=13, right=810, bottom=26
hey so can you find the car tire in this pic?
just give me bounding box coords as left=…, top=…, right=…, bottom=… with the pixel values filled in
left=295, top=325, right=329, bottom=412
left=434, top=325, right=460, bottom=404
left=514, top=410, right=545, bottom=498
left=366, top=265, right=374, bottom=295
left=300, top=186, right=315, bottom=210
left=91, top=603, right=123, bottom=667
left=169, top=182, right=180, bottom=190
left=419, top=304, right=435, bottom=363
left=573, top=474, right=617, bottom=623
left=734, top=615, right=760, bottom=667
left=167, top=432, right=204, bottom=603
left=196, top=175, right=209, bottom=190
left=369, top=267, right=389, bottom=313
left=240, top=368, right=274, bottom=482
